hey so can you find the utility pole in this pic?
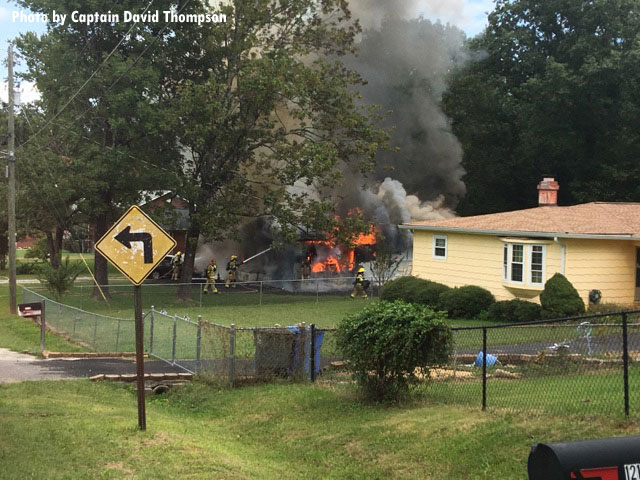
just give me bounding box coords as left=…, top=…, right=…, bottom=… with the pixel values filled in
left=8, top=44, right=16, bottom=314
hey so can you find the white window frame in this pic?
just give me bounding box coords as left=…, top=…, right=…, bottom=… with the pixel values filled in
left=433, top=235, right=448, bottom=259
left=503, top=243, right=525, bottom=284
left=502, top=242, right=546, bottom=287
left=529, top=244, right=546, bottom=285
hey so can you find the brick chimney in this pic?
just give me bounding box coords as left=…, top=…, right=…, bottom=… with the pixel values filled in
left=537, top=177, right=559, bottom=206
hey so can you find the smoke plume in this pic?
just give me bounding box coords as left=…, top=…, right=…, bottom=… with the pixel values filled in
left=344, top=3, right=469, bottom=207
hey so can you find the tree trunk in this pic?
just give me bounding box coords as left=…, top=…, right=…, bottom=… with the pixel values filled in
left=46, top=231, right=58, bottom=269
left=178, top=228, right=199, bottom=300
left=92, top=213, right=111, bottom=299
left=46, top=225, right=65, bottom=268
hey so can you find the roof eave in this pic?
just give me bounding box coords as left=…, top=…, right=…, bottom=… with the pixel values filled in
left=398, top=224, right=640, bottom=241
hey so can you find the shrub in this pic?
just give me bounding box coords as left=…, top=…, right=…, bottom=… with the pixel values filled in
left=336, top=300, right=452, bottom=401
left=36, top=256, right=82, bottom=300
left=540, top=273, right=585, bottom=319
left=24, top=237, right=50, bottom=262
left=380, top=276, right=421, bottom=302
left=380, top=276, right=450, bottom=308
left=488, top=299, right=542, bottom=323
left=439, top=285, right=495, bottom=318
left=16, top=262, right=38, bottom=275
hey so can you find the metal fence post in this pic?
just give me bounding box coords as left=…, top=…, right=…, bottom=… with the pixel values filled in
left=310, top=323, right=316, bottom=382
left=622, top=312, right=630, bottom=417
left=196, top=315, right=202, bottom=372
left=39, top=300, right=46, bottom=353
left=259, top=281, right=263, bottom=306
left=92, top=316, right=98, bottom=350
left=199, top=285, right=203, bottom=308
left=80, top=285, right=83, bottom=311
left=482, top=327, right=487, bottom=411
left=149, top=306, right=155, bottom=354
left=115, top=319, right=121, bottom=352
left=316, top=278, right=319, bottom=303
left=229, top=324, right=236, bottom=386
left=172, top=314, right=178, bottom=364
left=72, top=316, right=78, bottom=338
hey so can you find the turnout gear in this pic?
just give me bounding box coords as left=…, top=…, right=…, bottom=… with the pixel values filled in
left=301, top=259, right=312, bottom=280
left=351, top=268, right=368, bottom=299
left=171, top=251, right=182, bottom=281
left=203, top=258, right=219, bottom=294
left=225, top=255, right=240, bottom=288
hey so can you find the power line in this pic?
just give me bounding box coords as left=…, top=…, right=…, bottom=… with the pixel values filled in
left=16, top=0, right=156, bottom=150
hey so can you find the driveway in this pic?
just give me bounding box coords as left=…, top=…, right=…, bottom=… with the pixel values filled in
left=0, top=348, right=185, bottom=384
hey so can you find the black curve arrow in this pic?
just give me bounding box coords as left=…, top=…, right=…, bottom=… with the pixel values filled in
left=115, top=226, right=153, bottom=263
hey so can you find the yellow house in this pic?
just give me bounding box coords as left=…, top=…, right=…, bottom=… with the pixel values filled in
left=400, top=178, right=640, bottom=306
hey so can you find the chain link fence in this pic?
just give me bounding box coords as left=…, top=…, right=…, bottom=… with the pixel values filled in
left=22, top=286, right=139, bottom=352
left=430, top=311, right=640, bottom=418
left=20, top=285, right=640, bottom=418
left=147, top=305, right=339, bottom=380
left=24, top=277, right=379, bottom=312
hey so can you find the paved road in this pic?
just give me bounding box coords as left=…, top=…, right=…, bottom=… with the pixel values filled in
left=0, top=348, right=185, bottom=384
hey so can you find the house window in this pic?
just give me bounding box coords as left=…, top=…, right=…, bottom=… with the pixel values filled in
left=503, top=242, right=546, bottom=286
left=511, top=244, right=524, bottom=282
left=433, top=235, right=447, bottom=259
left=530, top=245, right=545, bottom=285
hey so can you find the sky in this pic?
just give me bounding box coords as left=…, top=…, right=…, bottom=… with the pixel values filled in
left=0, top=0, right=495, bottom=103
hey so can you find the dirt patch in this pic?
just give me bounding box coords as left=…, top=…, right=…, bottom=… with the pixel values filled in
left=415, top=368, right=473, bottom=380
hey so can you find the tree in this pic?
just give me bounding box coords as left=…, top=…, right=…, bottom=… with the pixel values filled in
left=16, top=0, right=180, bottom=296
left=161, top=1, right=388, bottom=298
left=442, top=0, right=640, bottom=215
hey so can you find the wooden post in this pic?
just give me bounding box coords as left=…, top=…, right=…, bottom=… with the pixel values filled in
left=134, top=285, right=146, bottom=431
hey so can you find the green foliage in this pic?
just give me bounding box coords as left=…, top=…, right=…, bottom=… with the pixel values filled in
left=488, top=299, right=542, bottom=323
left=336, top=300, right=452, bottom=401
left=443, top=0, right=640, bottom=214
left=36, top=256, right=82, bottom=301
left=16, top=262, right=38, bottom=275
left=540, top=273, right=585, bottom=319
left=439, top=285, right=495, bottom=318
left=24, top=237, right=49, bottom=262
left=380, top=276, right=450, bottom=308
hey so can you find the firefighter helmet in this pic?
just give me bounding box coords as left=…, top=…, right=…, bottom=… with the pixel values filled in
left=231, top=255, right=237, bottom=260
left=358, top=267, right=365, bottom=273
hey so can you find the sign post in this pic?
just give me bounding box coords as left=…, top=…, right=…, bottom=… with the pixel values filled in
left=95, top=205, right=176, bottom=431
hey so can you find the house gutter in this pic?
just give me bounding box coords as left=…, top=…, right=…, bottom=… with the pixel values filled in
left=398, top=224, right=640, bottom=242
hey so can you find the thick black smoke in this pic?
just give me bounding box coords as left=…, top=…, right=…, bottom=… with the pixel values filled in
left=343, top=8, right=469, bottom=207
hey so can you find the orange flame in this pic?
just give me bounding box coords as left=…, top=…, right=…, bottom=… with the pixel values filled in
left=305, top=222, right=377, bottom=274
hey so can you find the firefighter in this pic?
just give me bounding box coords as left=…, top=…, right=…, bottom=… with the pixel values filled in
left=171, top=251, right=182, bottom=281
left=301, top=258, right=312, bottom=280
left=225, top=255, right=240, bottom=288
left=351, top=267, right=368, bottom=298
left=203, top=258, right=219, bottom=294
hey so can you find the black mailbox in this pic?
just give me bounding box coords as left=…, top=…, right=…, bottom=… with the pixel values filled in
left=528, top=436, right=640, bottom=479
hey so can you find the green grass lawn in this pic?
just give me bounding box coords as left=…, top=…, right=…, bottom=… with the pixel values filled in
left=0, top=379, right=639, bottom=480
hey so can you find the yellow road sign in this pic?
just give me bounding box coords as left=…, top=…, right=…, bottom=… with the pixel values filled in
left=95, top=205, right=177, bottom=286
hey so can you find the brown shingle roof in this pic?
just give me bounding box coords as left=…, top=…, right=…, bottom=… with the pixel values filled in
left=403, top=202, right=640, bottom=237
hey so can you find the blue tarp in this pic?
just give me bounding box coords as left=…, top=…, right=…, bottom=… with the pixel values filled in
left=474, top=351, right=498, bottom=367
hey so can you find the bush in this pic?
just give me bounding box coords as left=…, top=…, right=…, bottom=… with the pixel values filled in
left=488, top=299, right=542, bottom=323
left=380, top=276, right=421, bottom=302
left=380, top=276, right=450, bottom=308
left=36, top=256, right=82, bottom=300
left=540, top=273, right=585, bottom=319
left=24, top=237, right=50, bottom=262
left=336, top=300, right=452, bottom=401
left=16, top=262, right=38, bottom=275
left=439, top=285, right=495, bottom=318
